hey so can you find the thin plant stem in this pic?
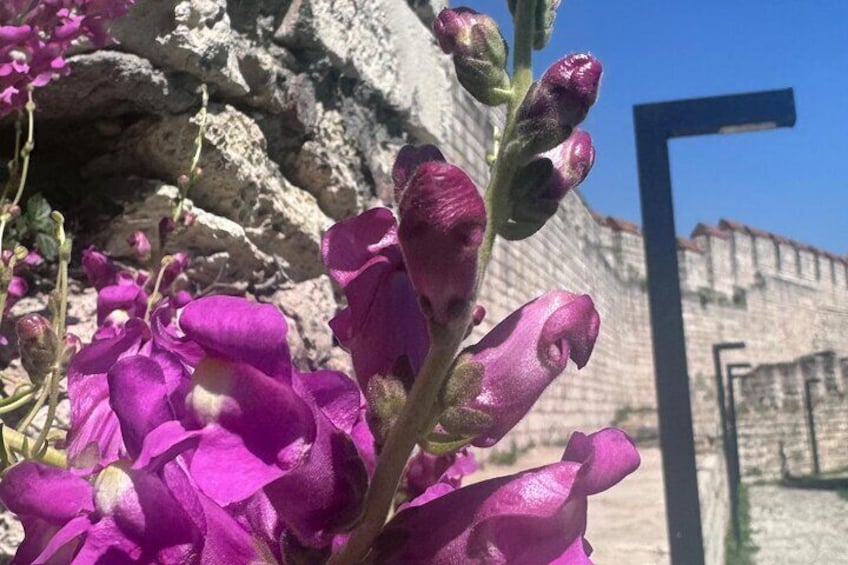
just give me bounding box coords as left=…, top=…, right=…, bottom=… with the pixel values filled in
left=30, top=213, right=70, bottom=457
left=1, top=111, right=24, bottom=203
left=0, top=390, right=36, bottom=415
left=173, top=84, right=209, bottom=222
left=332, top=3, right=539, bottom=562
left=144, top=255, right=174, bottom=322
left=0, top=88, right=36, bottom=256
left=478, top=0, right=538, bottom=284
left=2, top=425, right=65, bottom=467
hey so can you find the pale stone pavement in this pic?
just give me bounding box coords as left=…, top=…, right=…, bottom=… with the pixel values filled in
left=748, top=485, right=848, bottom=565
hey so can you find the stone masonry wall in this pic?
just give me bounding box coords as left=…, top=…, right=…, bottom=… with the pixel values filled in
left=736, top=351, right=848, bottom=481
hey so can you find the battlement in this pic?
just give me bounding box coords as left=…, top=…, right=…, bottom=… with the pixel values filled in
left=585, top=209, right=848, bottom=297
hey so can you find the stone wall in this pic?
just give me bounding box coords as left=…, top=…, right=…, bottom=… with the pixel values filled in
left=735, top=351, right=848, bottom=481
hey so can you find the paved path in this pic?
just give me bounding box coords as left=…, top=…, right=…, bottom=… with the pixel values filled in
left=468, top=444, right=670, bottom=564
left=748, top=484, right=848, bottom=565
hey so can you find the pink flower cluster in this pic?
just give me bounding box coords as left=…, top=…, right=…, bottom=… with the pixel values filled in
left=1, top=0, right=133, bottom=115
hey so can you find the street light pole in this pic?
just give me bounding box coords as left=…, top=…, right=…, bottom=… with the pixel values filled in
left=726, top=362, right=753, bottom=545
left=634, top=88, right=796, bottom=565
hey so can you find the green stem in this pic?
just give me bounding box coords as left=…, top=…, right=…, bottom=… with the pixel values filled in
left=0, top=89, right=35, bottom=254
left=144, top=255, right=174, bottom=322
left=0, top=390, right=36, bottom=415
left=173, top=84, right=209, bottom=222
left=2, top=425, right=66, bottom=467
left=478, top=0, right=538, bottom=281
left=329, top=326, right=468, bottom=564
left=332, top=3, right=540, bottom=562
left=30, top=214, right=70, bottom=456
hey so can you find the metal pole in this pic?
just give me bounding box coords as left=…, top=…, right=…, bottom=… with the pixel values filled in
left=803, top=377, right=821, bottom=475
left=726, top=362, right=752, bottom=545
left=634, top=89, right=795, bottom=565
left=712, top=343, right=745, bottom=544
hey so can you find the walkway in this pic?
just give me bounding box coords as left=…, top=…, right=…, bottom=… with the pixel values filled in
left=748, top=484, right=848, bottom=564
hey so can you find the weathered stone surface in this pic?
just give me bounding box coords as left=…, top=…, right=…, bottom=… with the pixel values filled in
left=32, top=51, right=199, bottom=120
left=84, top=105, right=331, bottom=282
left=276, top=0, right=454, bottom=143
left=271, top=275, right=350, bottom=373
left=98, top=181, right=273, bottom=286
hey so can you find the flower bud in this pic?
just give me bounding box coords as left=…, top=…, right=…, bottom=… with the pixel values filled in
left=514, top=53, right=602, bottom=158
left=127, top=231, right=151, bottom=262
left=158, top=216, right=176, bottom=244
left=398, top=161, right=486, bottom=326
left=501, top=129, right=596, bottom=240
left=366, top=374, right=408, bottom=447
left=392, top=144, right=445, bottom=203
left=60, top=332, right=82, bottom=371
left=434, top=8, right=511, bottom=106
left=17, top=313, right=58, bottom=381
left=445, top=291, right=600, bottom=447
left=82, top=247, right=116, bottom=290
left=507, top=0, right=562, bottom=50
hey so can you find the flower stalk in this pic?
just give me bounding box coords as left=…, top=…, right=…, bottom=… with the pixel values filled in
left=333, top=2, right=539, bottom=562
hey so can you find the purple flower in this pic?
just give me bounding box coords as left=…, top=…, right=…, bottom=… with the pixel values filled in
left=535, top=128, right=596, bottom=202
left=398, top=161, right=486, bottom=326
left=400, top=447, right=478, bottom=505
left=392, top=144, right=446, bottom=203
left=82, top=246, right=117, bottom=291
left=16, top=313, right=57, bottom=380
left=515, top=53, right=603, bottom=157
left=127, top=230, right=152, bottom=262
left=373, top=428, right=640, bottom=564
left=322, top=207, right=429, bottom=388
left=433, top=8, right=510, bottom=106
left=501, top=129, right=596, bottom=240
left=443, top=291, right=600, bottom=447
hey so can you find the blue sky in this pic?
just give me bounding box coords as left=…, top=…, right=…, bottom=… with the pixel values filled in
left=459, top=1, right=847, bottom=253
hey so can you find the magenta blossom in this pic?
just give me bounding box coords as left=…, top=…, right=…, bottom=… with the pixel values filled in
left=444, top=290, right=600, bottom=447
left=400, top=447, right=478, bottom=505
left=373, top=428, right=640, bottom=564
left=397, top=160, right=486, bottom=325
left=322, top=207, right=428, bottom=387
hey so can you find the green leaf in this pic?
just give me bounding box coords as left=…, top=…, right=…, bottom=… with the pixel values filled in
left=26, top=194, right=53, bottom=233
left=34, top=232, right=58, bottom=260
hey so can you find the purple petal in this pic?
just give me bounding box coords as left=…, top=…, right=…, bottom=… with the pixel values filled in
left=461, top=291, right=600, bottom=447
left=31, top=515, right=92, bottom=565
left=97, top=283, right=147, bottom=323
left=0, top=462, right=93, bottom=521
left=374, top=460, right=584, bottom=563
left=562, top=427, right=641, bottom=496
left=321, top=207, right=401, bottom=290
left=69, top=517, right=142, bottom=563
left=180, top=296, right=292, bottom=381
left=107, top=355, right=177, bottom=458
left=189, top=425, right=290, bottom=505
left=398, top=161, right=486, bottom=325
left=293, top=370, right=360, bottom=433
left=392, top=144, right=446, bottom=202
left=265, top=415, right=368, bottom=547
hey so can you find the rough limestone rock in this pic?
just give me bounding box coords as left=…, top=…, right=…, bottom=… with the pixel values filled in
left=276, top=0, right=453, bottom=143
left=83, top=105, right=331, bottom=282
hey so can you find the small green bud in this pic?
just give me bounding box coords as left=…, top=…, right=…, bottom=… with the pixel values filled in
left=365, top=375, right=408, bottom=447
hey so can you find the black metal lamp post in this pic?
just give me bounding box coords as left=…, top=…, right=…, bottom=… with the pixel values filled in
left=725, top=362, right=752, bottom=544
left=803, top=376, right=821, bottom=475
left=633, top=89, right=796, bottom=565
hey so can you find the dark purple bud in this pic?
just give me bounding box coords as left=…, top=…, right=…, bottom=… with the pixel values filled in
left=398, top=161, right=486, bottom=326
left=127, top=230, right=152, bottom=262
left=392, top=144, right=445, bottom=203
left=449, top=291, right=600, bottom=447
left=183, top=212, right=197, bottom=227
left=434, top=8, right=511, bottom=106
left=82, top=246, right=117, bottom=290
left=501, top=129, right=596, bottom=240
left=159, top=216, right=176, bottom=244
left=514, top=53, right=603, bottom=157
left=17, top=313, right=58, bottom=380
left=177, top=174, right=190, bottom=188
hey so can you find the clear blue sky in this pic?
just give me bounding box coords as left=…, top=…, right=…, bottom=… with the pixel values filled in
left=459, top=1, right=847, bottom=253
